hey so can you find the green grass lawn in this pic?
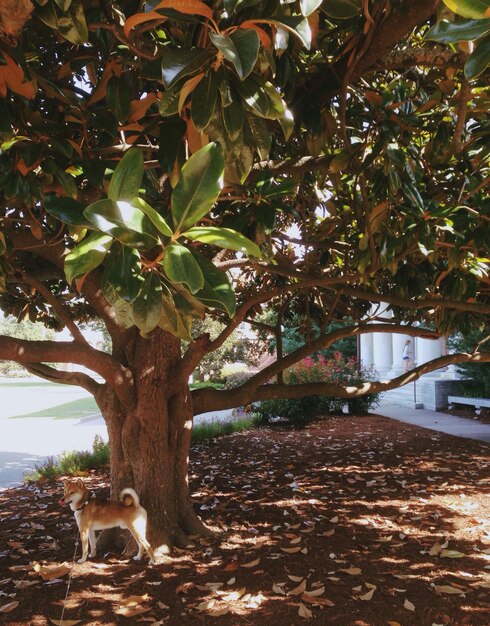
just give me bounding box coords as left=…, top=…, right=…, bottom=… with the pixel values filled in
left=11, top=397, right=99, bottom=419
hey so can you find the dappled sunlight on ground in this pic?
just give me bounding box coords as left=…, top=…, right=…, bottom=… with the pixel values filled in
left=0, top=414, right=489, bottom=625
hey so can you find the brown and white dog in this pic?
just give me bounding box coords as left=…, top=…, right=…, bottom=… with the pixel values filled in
left=60, top=478, right=155, bottom=565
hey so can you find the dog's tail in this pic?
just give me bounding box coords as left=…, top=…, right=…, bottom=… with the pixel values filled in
left=120, top=488, right=141, bottom=508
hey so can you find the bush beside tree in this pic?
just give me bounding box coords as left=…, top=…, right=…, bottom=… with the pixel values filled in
left=449, top=330, right=490, bottom=398
left=256, top=352, right=381, bottom=427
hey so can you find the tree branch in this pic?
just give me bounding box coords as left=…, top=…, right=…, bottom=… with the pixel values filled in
left=0, top=336, right=135, bottom=409
left=16, top=271, right=88, bottom=344
left=237, top=323, right=439, bottom=393
left=10, top=230, right=130, bottom=347
left=23, top=362, right=103, bottom=397
left=192, top=351, right=490, bottom=415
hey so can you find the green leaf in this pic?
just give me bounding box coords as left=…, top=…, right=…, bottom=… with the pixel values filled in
left=278, top=107, right=295, bottom=141
left=158, top=284, right=195, bottom=340
left=443, top=0, right=490, bottom=19
left=323, top=0, right=362, bottom=19
left=191, top=70, right=219, bottom=131
left=205, top=112, right=253, bottom=184
left=158, top=117, right=186, bottom=172
left=158, top=89, right=180, bottom=117
left=171, top=142, right=224, bottom=232
left=107, top=77, right=131, bottom=123
left=57, top=0, right=88, bottom=44
left=44, top=196, right=92, bottom=227
left=84, top=199, right=158, bottom=249
left=266, top=16, right=312, bottom=48
left=182, top=226, right=262, bottom=257
left=163, top=242, right=205, bottom=294
left=132, top=197, right=173, bottom=237
left=223, top=98, right=245, bottom=138
left=132, top=272, right=163, bottom=334
left=465, top=33, right=490, bottom=77
left=426, top=18, right=490, bottom=42
left=300, top=0, right=323, bottom=16
left=103, top=246, right=144, bottom=303
left=161, top=48, right=215, bottom=89
left=235, top=77, right=285, bottom=119
left=191, top=250, right=236, bottom=317
left=54, top=169, right=78, bottom=199
left=108, top=148, right=144, bottom=202
left=246, top=114, right=272, bottom=160
left=54, top=0, right=72, bottom=10
left=65, top=232, right=113, bottom=283
left=37, top=2, right=59, bottom=29
left=209, top=29, right=259, bottom=80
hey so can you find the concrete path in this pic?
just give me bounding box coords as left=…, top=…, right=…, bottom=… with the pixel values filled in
left=374, top=401, right=490, bottom=444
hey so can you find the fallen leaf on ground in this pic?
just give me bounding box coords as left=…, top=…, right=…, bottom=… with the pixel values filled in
left=305, top=586, right=325, bottom=597
left=289, top=579, right=307, bottom=595
left=298, top=602, right=313, bottom=618
left=208, top=606, right=230, bottom=616
left=434, top=585, right=465, bottom=596
left=359, top=588, right=375, bottom=601
left=440, top=549, right=465, bottom=559
left=114, top=606, right=152, bottom=617
left=0, top=602, right=19, bottom=613
left=34, top=563, right=71, bottom=581
left=119, top=594, right=149, bottom=606
left=241, top=557, right=260, bottom=568
left=50, top=620, right=81, bottom=626
left=339, top=567, right=362, bottom=576
left=404, top=598, right=415, bottom=611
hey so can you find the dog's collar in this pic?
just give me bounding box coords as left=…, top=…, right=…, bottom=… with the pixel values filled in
left=75, top=499, right=90, bottom=511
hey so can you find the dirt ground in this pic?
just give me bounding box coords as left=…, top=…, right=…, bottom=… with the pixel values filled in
left=1, top=413, right=489, bottom=626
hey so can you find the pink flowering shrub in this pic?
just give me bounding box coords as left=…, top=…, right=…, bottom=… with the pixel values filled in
left=256, top=352, right=380, bottom=427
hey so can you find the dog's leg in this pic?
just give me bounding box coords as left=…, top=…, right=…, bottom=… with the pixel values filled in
left=78, top=529, right=89, bottom=563
left=88, top=529, right=97, bottom=558
left=128, top=523, right=155, bottom=564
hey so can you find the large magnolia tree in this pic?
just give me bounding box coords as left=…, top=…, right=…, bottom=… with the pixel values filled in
left=0, top=0, right=489, bottom=550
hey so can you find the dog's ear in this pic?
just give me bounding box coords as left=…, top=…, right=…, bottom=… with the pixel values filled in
left=77, top=479, right=84, bottom=488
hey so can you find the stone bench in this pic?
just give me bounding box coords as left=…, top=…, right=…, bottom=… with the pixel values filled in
left=448, top=396, right=490, bottom=416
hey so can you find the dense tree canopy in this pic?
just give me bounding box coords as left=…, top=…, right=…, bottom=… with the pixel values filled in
left=0, top=0, right=489, bottom=548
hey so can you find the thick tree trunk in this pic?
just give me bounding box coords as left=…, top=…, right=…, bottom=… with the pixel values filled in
left=96, top=329, right=209, bottom=555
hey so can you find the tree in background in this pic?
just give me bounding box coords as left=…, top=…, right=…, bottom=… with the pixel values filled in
left=190, top=319, right=254, bottom=383
left=0, top=0, right=489, bottom=550
left=449, top=329, right=490, bottom=397
left=0, top=316, right=54, bottom=374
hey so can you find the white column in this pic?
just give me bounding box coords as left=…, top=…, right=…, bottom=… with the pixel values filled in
left=360, top=333, right=374, bottom=368
left=372, top=333, right=393, bottom=377
left=371, top=303, right=393, bottom=377
left=417, top=337, right=444, bottom=376
left=390, top=333, right=413, bottom=377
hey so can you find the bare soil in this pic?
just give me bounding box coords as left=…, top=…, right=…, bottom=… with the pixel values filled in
left=1, top=413, right=489, bottom=626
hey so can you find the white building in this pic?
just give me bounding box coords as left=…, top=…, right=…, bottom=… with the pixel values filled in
left=359, top=306, right=460, bottom=411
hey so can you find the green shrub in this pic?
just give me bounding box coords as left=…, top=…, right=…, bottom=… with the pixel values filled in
left=449, top=329, right=490, bottom=398
left=190, top=381, right=225, bottom=390
left=191, top=415, right=256, bottom=442
left=255, top=353, right=381, bottom=427
left=224, top=371, right=253, bottom=389
left=24, top=435, right=109, bottom=482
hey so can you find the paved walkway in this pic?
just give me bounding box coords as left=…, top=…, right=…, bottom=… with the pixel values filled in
left=375, top=401, right=490, bottom=444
